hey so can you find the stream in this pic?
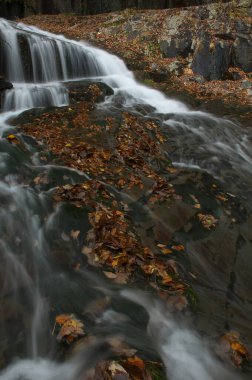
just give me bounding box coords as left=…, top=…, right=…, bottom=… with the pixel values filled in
left=0, top=18, right=251, bottom=380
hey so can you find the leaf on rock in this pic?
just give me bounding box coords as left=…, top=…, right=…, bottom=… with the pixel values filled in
left=103, top=271, right=117, bottom=279
left=127, top=356, right=145, bottom=370
left=70, top=230, right=80, bottom=239
left=171, top=245, right=184, bottom=251
left=108, top=361, right=128, bottom=377
left=198, top=213, right=218, bottom=230
left=55, top=314, right=85, bottom=343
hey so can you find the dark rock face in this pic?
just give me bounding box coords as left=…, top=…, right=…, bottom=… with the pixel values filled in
left=233, top=20, right=252, bottom=73
left=191, top=34, right=233, bottom=80
left=234, top=36, right=252, bottom=73
left=66, top=80, right=114, bottom=103
left=192, top=37, right=232, bottom=80
left=0, top=77, right=13, bottom=91
left=160, top=32, right=192, bottom=58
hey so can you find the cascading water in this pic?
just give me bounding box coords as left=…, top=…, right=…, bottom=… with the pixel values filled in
left=0, top=17, right=251, bottom=380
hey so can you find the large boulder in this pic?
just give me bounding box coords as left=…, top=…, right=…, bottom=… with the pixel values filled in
left=191, top=33, right=233, bottom=80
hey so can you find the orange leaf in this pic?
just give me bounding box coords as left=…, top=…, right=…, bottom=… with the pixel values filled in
left=127, top=356, right=145, bottom=370
left=55, top=314, right=72, bottom=326
left=230, top=342, right=249, bottom=356
left=55, top=314, right=85, bottom=343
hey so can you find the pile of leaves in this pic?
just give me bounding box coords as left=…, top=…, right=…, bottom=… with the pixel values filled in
left=54, top=179, right=189, bottom=301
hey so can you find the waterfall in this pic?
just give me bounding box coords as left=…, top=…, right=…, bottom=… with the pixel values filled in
left=0, top=17, right=187, bottom=113
left=0, top=17, right=251, bottom=380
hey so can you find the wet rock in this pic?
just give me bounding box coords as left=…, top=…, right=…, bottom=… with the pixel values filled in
left=227, top=71, right=243, bottom=81
left=185, top=75, right=206, bottom=83
left=67, top=81, right=114, bottom=103
left=0, top=76, right=13, bottom=92
left=160, top=32, right=192, bottom=58
left=149, top=69, right=170, bottom=82
left=241, top=80, right=252, bottom=89
left=192, top=34, right=232, bottom=80
left=167, top=60, right=184, bottom=76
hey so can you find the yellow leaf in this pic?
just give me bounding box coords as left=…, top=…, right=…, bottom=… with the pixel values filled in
left=7, top=134, right=16, bottom=140
left=111, top=258, right=119, bottom=267
left=194, top=203, right=201, bottom=209
left=230, top=342, right=248, bottom=356
left=65, top=143, right=72, bottom=147
left=161, top=248, right=172, bottom=255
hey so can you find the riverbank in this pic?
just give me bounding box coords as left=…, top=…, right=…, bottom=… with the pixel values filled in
left=22, top=1, right=252, bottom=122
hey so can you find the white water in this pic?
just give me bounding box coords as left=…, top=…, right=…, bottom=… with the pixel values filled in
left=0, top=18, right=188, bottom=114
left=0, top=17, right=251, bottom=380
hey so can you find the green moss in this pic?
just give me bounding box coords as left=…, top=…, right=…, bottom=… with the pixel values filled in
left=143, top=78, right=156, bottom=87
left=146, top=363, right=167, bottom=380
left=147, top=43, right=161, bottom=56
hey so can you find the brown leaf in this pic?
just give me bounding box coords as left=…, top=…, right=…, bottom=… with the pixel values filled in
left=55, top=314, right=85, bottom=343
left=198, top=213, right=218, bottom=230
left=103, top=271, right=117, bottom=279
left=71, top=230, right=80, bottom=239
left=108, top=361, right=128, bottom=377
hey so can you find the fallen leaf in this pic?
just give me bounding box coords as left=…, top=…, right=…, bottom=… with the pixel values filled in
left=231, top=342, right=248, bottom=356
left=160, top=248, right=172, bottom=254
left=55, top=314, right=85, bottom=343
left=82, top=246, right=93, bottom=255
left=216, top=194, right=228, bottom=202
left=127, top=356, right=145, bottom=370
left=7, top=134, right=17, bottom=141
left=108, top=361, right=128, bottom=376
left=171, top=245, right=184, bottom=251
left=103, top=271, right=117, bottom=279
left=198, top=213, right=218, bottom=230
left=71, top=230, right=80, bottom=239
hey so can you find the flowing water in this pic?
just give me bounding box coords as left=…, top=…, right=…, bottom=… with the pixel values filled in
left=0, top=18, right=251, bottom=380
